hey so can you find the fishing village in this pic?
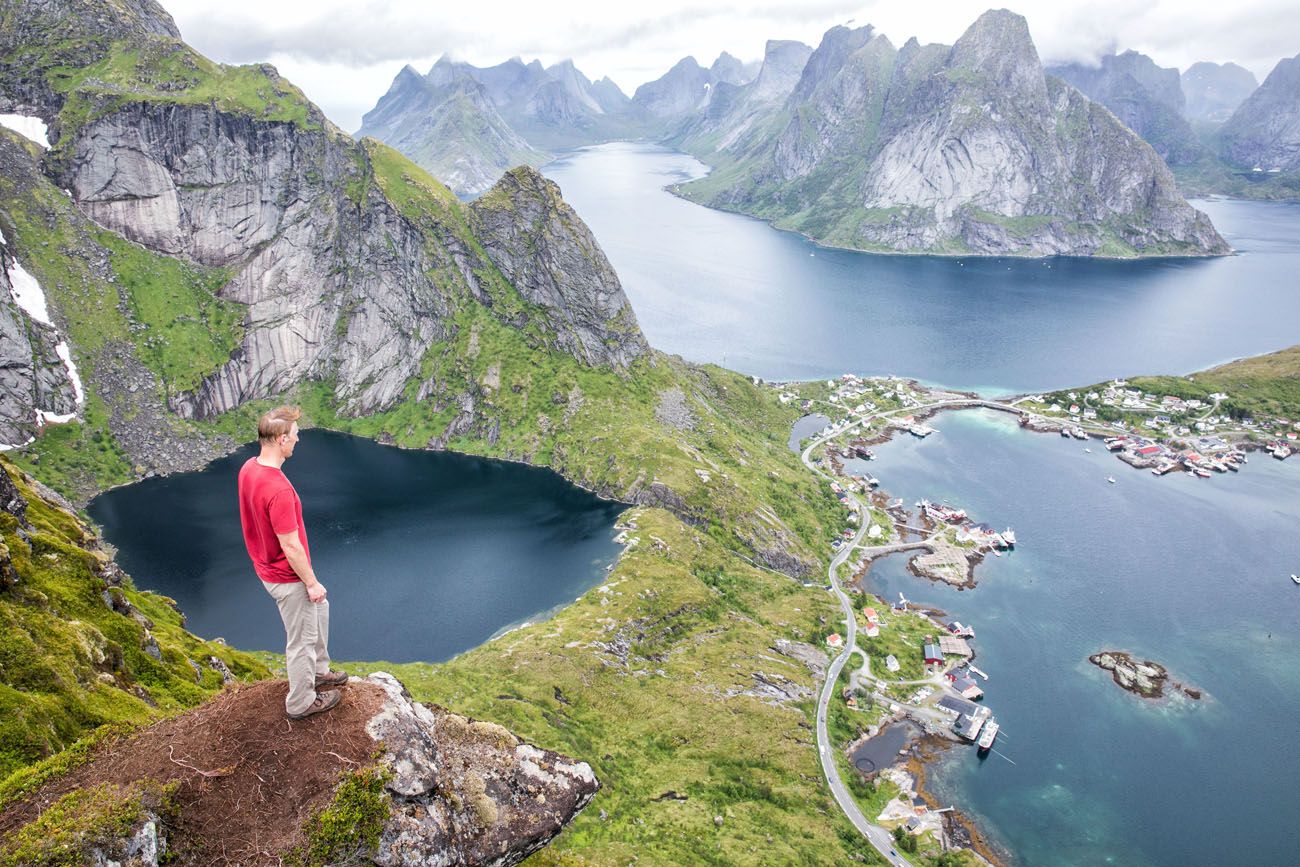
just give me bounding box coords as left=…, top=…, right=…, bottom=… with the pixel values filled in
left=786, top=373, right=1024, bottom=863
left=780, top=362, right=1300, bottom=864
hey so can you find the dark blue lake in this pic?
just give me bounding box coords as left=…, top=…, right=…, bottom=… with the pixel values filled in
left=546, top=143, right=1300, bottom=394
left=88, top=430, right=625, bottom=663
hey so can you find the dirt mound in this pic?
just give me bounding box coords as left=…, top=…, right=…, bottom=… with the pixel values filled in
left=0, top=679, right=384, bottom=865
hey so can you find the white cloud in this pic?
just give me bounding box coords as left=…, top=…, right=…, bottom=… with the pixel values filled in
left=157, top=0, right=1300, bottom=131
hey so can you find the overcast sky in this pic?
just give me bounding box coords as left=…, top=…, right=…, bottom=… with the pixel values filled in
left=158, top=0, right=1300, bottom=132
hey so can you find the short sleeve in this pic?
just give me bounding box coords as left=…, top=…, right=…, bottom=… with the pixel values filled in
left=266, top=489, right=299, bottom=535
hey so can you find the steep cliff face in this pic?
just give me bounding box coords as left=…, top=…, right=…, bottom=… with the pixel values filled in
left=0, top=139, right=80, bottom=447
left=1182, top=61, right=1258, bottom=124
left=1220, top=53, right=1300, bottom=172
left=357, top=66, right=547, bottom=197
left=679, top=11, right=1227, bottom=257
left=632, top=56, right=716, bottom=119
left=1048, top=51, right=1204, bottom=164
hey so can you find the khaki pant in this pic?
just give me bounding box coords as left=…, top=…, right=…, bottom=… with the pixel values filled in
left=262, top=580, right=331, bottom=716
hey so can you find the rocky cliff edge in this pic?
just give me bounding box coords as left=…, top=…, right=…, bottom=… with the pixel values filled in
left=0, top=672, right=598, bottom=866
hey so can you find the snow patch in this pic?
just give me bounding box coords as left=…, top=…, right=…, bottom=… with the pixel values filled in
left=6, top=258, right=53, bottom=325
left=54, top=341, right=85, bottom=404
left=0, top=436, right=36, bottom=452
left=0, top=113, right=50, bottom=148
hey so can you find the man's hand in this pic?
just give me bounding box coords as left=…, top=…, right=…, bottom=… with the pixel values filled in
left=306, top=581, right=327, bottom=603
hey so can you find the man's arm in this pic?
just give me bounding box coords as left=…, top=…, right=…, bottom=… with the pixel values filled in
left=276, top=530, right=326, bottom=602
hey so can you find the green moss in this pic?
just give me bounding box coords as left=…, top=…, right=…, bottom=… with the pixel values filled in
left=0, top=458, right=269, bottom=778
left=99, top=231, right=243, bottom=395
left=49, top=38, right=319, bottom=148
left=0, top=779, right=176, bottom=867
left=293, top=765, right=392, bottom=867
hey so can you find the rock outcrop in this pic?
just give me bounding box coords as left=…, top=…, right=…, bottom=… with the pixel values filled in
left=1182, top=61, right=1258, bottom=124
left=1048, top=51, right=1204, bottom=165
left=468, top=167, right=647, bottom=368
left=0, top=673, right=598, bottom=866
left=356, top=65, right=547, bottom=197
left=679, top=11, right=1228, bottom=257
left=1219, top=53, right=1300, bottom=172
left=1089, top=650, right=1202, bottom=700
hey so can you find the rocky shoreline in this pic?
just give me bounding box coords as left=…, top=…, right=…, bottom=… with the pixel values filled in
left=1089, top=650, right=1203, bottom=700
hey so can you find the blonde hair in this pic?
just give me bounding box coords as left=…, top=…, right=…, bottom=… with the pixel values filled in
left=257, top=405, right=302, bottom=444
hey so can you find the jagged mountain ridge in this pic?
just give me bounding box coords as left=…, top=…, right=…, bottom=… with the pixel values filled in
left=1048, top=50, right=1205, bottom=165
left=677, top=10, right=1228, bottom=257
left=356, top=64, right=547, bottom=197
left=666, top=39, right=814, bottom=157
left=1219, top=52, right=1300, bottom=172
left=1182, top=61, right=1258, bottom=124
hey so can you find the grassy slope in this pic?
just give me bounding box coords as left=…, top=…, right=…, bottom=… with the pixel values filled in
left=1046, top=343, right=1300, bottom=422
left=0, top=457, right=268, bottom=781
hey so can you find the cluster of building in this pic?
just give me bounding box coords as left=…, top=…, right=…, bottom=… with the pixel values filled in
left=919, top=500, right=1016, bottom=549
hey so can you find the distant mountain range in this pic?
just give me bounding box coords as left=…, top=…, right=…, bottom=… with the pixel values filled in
left=358, top=51, right=756, bottom=196
left=355, top=10, right=1300, bottom=247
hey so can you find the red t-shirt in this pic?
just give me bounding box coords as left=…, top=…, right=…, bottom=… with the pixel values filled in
left=237, top=458, right=310, bottom=583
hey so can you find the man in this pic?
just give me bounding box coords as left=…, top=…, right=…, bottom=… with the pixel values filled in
left=237, top=405, right=348, bottom=719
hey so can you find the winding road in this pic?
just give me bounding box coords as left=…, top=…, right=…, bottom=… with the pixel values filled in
left=799, top=396, right=1017, bottom=863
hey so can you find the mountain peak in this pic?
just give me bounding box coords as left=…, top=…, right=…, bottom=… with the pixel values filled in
left=949, top=8, right=1043, bottom=98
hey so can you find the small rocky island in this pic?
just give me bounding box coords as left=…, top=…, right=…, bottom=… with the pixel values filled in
left=1089, top=651, right=1202, bottom=700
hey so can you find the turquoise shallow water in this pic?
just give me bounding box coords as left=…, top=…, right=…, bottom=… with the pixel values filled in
left=862, top=410, right=1300, bottom=866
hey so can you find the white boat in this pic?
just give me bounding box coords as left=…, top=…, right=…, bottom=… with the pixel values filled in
left=1084, top=447, right=1092, bottom=453
left=1292, top=574, right=1300, bottom=585
left=1107, top=476, right=1116, bottom=484
left=978, top=719, right=1000, bottom=752
left=1001, top=528, right=1016, bottom=547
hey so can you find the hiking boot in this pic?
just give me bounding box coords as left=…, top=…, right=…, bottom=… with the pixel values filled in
left=315, top=670, right=349, bottom=689
left=287, top=689, right=342, bottom=720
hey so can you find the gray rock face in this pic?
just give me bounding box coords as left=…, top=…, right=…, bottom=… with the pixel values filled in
left=0, top=138, right=81, bottom=446
left=1182, top=61, right=1258, bottom=124
left=1220, top=54, right=1300, bottom=171
left=364, top=672, right=600, bottom=867
left=468, top=167, right=648, bottom=368
left=358, top=67, right=547, bottom=197
left=1048, top=51, right=1204, bottom=164
left=682, top=11, right=1227, bottom=257
left=710, top=51, right=751, bottom=87
left=45, top=87, right=644, bottom=421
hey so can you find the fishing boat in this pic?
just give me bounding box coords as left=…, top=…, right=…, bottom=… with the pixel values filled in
left=978, top=719, right=1000, bottom=752
left=1001, top=528, right=1016, bottom=547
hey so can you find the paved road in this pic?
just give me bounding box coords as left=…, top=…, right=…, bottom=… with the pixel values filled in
left=798, top=395, right=1014, bottom=863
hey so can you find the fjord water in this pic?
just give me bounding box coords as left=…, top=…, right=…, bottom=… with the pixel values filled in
left=861, top=410, right=1300, bottom=866
left=545, top=143, right=1300, bottom=393
left=88, top=430, right=624, bottom=663
left=546, top=143, right=1300, bottom=864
